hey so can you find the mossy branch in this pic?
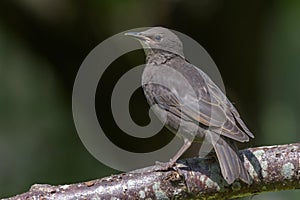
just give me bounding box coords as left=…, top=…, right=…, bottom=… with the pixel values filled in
left=4, top=143, right=300, bottom=200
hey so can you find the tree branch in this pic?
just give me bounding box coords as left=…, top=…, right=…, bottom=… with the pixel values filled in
left=4, top=143, right=300, bottom=200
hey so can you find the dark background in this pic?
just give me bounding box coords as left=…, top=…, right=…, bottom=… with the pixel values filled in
left=0, top=0, right=299, bottom=199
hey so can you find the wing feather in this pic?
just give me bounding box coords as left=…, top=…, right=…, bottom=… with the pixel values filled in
left=142, top=60, right=254, bottom=142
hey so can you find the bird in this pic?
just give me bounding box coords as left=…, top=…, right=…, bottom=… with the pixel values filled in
left=125, top=27, right=254, bottom=184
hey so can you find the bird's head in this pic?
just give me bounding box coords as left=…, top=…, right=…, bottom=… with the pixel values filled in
left=125, top=27, right=184, bottom=58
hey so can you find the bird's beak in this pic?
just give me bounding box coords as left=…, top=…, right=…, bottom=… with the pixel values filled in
left=124, top=31, right=149, bottom=41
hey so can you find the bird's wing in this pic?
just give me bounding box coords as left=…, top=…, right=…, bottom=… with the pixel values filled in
left=177, top=65, right=254, bottom=142
left=180, top=92, right=252, bottom=142
left=143, top=63, right=253, bottom=142
left=198, top=69, right=254, bottom=139
left=143, top=83, right=193, bottom=122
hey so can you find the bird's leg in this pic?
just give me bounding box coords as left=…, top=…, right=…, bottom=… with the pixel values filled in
left=198, top=130, right=216, bottom=159
left=154, top=137, right=192, bottom=171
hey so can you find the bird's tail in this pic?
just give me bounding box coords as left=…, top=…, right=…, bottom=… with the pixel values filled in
left=210, top=133, right=250, bottom=184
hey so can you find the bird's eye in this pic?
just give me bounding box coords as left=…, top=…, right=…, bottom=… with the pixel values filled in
left=154, top=35, right=162, bottom=41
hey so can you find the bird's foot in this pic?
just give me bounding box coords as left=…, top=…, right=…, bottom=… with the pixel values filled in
left=153, top=159, right=176, bottom=171
left=153, top=160, right=187, bottom=180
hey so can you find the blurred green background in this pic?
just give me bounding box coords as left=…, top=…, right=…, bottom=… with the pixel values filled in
left=0, top=0, right=299, bottom=199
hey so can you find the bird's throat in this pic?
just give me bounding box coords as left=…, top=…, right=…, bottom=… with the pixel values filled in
left=145, top=49, right=177, bottom=65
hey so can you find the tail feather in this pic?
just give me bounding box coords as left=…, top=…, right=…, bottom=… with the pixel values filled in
left=211, top=134, right=250, bottom=184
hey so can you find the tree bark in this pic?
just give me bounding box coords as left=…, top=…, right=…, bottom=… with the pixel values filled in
left=4, top=143, right=300, bottom=200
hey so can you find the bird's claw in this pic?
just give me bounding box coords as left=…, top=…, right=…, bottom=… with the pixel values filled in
left=153, top=159, right=176, bottom=171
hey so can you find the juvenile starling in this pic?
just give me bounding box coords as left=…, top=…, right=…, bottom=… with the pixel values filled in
left=125, top=27, right=254, bottom=184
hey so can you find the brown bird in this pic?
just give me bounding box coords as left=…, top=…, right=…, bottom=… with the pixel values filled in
left=125, top=27, right=254, bottom=184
